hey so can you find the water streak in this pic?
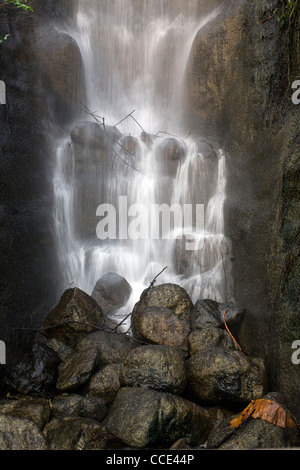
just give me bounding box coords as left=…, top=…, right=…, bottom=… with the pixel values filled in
left=53, top=1, right=232, bottom=323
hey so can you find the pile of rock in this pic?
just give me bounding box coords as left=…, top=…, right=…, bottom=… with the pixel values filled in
left=0, top=275, right=298, bottom=450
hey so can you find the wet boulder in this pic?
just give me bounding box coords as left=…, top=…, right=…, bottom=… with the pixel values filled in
left=192, top=137, right=217, bottom=160
left=188, top=326, right=235, bottom=355
left=44, top=417, right=108, bottom=450
left=71, top=121, right=110, bottom=152
left=0, top=397, right=50, bottom=430
left=191, top=299, right=244, bottom=330
left=50, top=394, right=107, bottom=422
left=105, top=387, right=209, bottom=448
left=5, top=338, right=61, bottom=396
left=207, top=394, right=300, bottom=449
left=56, top=330, right=137, bottom=391
left=91, top=272, right=132, bottom=317
left=155, top=137, right=187, bottom=178
left=118, top=135, right=141, bottom=158
left=131, top=284, right=193, bottom=340
left=42, top=287, right=104, bottom=346
left=0, top=414, right=48, bottom=450
left=85, top=363, right=121, bottom=405
left=132, top=306, right=190, bottom=355
left=120, top=345, right=187, bottom=395
left=186, top=347, right=267, bottom=406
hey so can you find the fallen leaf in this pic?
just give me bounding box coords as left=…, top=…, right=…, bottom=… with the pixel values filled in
left=230, top=399, right=298, bottom=429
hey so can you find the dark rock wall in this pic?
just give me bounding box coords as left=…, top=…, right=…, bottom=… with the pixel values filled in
left=186, top=0, right=300, bottom=419
left=0, top=0, right=83, bottom=358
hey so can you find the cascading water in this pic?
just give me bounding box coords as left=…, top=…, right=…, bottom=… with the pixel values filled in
left=53, top=0, right=233, bottom=327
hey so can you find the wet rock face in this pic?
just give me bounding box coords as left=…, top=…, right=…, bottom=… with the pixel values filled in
left=120, top=345, right=187, bottom=395
left=186, top=348, right=266, bottom=406
left=91, top=272, right=132, bottom=317
left=105, top=387, right=210, bottom=448
left=185, top=0, right=300, bottom=419
left=132, top=306, right=190, bottom=355
left=43, top=287, right=104, bottom=345
left=155, top=137, right=187, bottom=178
left=5, top=339, right=61, bottom=396
left=131, top=284, right=193, bottom=341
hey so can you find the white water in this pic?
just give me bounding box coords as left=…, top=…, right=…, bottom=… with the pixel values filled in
left=53, top=1, right=232, bottom=325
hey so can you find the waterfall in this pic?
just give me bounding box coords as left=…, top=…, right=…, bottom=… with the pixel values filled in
left=53, top=0, right=233, bottom=325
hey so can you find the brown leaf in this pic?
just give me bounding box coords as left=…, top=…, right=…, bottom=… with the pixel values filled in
left=230, top=399, right=298, bottom=430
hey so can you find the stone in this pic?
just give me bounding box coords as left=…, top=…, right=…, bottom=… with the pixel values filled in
left=44, top=417, right=108, bottom=450
left=206, top=417, right=299, bottom=450
left=50, top=394, right=106, bottom=422
left=132, top=306, right=190, bottom=355
left=0, top=397, right=50, bottom=430
left=34, top=29, right=86, bottom=124
left=118, top=135, right=141, bottom=158
left=85, top=364, right=121, bottom=405
left=0, top=414, right=47, bottom=450
left=5, top=339, right=60, bottom=396
left=120, top=345, right=187, bottom=395
left=155, top=137, right=187, bottom=178
left=186, top=347, right=267, bottom=406
left=105, top=387, right=209, bottom=448
left=191, top=299, right=244, bottom=330
left=188, top=326, right=235, bottom=355
left=192, top=138, right=218, bottom=159
left=56, top=338, right=99, bottom=391
left=56, top=330, right=137, bottom=391
left=91, top=272, right=132, bottom=316
left=71, top=121, right=109, bottom=151
left=131, top=284, right=193, bottom=340
left=43, top=287, right=104, bottom=346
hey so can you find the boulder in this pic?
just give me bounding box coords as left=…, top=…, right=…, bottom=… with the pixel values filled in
left=85, top=363, right=121, bottom=405
left=56, top=330, right=137, bottom=391
left=5, top=338, right=60, bottom=396
left=207, top=409, right=300, bottom=450
left=131, top=284, right=193, bottom=340
left=50, top=394, right=107, bottom=422
left=34, top=29, right=86, bottom=123
left=155, top=137, right=187, bottom=178
left=71, top=121, right=109, bottom=152
left=192, top=138, right=217, bottom=160
left=188, top=327, right=235, bottom=355
left=191, top=299, right=244, bottom=330
left=0, top=397, right=50, bottom=430
left=43, top=288, right=104, bottom=345
left=120, top=345, right=187, bottom=395
left=44, top=417, right=108, bottom=450
left=186, top=347, right=266, bottom=406
left=91, top=272, right=132, bottom=317
left=105, top=387, right=209, bottom=448
left=118, top=135, right=141, bottom=158
left=131, top=306, right=190, bottom=355
left=0, top=414, right=47, bottom=450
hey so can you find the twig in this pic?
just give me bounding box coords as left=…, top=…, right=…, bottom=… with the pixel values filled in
left=223, top=309, right=243, bottom=352
left=140, top=266, right=168, bottom=300
left=112, top=266, right=168, bottom=332
left=14, top=320, right=149, bottom=346
left=114, top=109, right=136, bottom=127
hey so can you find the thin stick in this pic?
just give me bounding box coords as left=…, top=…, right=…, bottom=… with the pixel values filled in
left=114, top=110, right=136, bottom=127
left=223, top=309, right=243, bottom=352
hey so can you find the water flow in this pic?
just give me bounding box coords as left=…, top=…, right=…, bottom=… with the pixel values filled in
left=53, top=1, right=232, bottom=322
